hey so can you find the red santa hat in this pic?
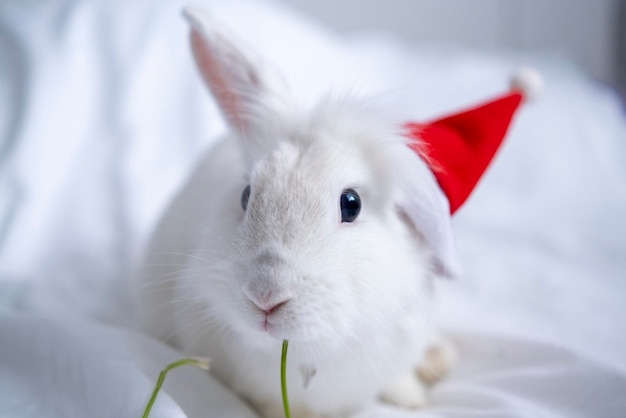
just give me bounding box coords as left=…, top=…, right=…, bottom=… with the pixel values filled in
left=404, top=69, right=542, bottom=214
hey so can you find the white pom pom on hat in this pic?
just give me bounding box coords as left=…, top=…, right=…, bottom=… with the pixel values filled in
left=511, top=67, right=544, bottom=102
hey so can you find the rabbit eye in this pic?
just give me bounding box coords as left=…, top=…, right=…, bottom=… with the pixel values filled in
left=241, top=185, right=251, bottom=211
left=340, top=189, right=361, bottom=223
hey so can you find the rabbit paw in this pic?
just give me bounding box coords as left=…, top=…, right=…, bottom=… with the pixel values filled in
left=256, top=401, right=317, bottom=418
left=417, top=338, right=457, bottom=385
left=380, top=373, right=427, bottom=409
left=380, top=339, right=457, bottom=410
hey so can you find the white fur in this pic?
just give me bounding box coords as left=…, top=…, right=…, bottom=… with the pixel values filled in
left=138, top=6, right=457, bottom=417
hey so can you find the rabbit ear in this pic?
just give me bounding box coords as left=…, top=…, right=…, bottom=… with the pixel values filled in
left=183, top=6, right=270, bottom=136
left=396, top=149, right=461, bottom=279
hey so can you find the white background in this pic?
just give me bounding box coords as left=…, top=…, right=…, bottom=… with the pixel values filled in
left=285, top=0, right=621, bottom=87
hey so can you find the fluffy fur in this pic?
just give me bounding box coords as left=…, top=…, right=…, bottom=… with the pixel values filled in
left=138, top=6, right=455, bottom=417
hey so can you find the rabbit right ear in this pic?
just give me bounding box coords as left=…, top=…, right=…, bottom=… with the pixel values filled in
left=394, top=146, right=462, bottom=279
left=183, top=6, right=276, bottom=137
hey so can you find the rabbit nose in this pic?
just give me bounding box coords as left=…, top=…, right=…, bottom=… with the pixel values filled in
left=259, top=298, right=290, bottom=315
left=248, top=295, right=291, bottom=315
left=243, top=285, right=292, bottom=315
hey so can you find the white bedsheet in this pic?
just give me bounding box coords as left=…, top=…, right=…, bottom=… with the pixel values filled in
left=1, top=0, right=625, bottom=417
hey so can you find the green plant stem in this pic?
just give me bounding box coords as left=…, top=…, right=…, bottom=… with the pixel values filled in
left=281, top=340, right=291, bottom=418
left=142, top=357, right=210, bottom=418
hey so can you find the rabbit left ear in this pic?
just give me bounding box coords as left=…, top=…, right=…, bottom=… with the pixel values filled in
left=183, top=6, right=272, bottom=137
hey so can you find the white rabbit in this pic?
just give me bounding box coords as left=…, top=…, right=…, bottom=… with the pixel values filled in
left=138, top=6, right=457, bottom=418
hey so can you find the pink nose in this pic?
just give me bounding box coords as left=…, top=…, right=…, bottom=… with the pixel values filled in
left=252, top=298, right=291, bottom=315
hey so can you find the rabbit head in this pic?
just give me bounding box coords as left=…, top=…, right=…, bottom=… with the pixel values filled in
left=178, top=7, right=458, bottom=359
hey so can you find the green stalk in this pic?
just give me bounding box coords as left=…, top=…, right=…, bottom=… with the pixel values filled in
left=281, top=340, right=291, bottom=418
left=142, top=357, right=210, bottom=418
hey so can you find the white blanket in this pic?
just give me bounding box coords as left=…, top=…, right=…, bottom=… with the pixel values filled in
left=1, top=0, right=625, bottom=417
